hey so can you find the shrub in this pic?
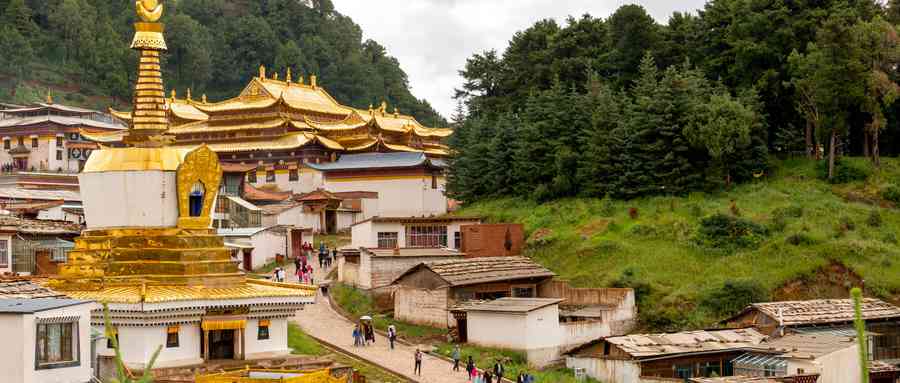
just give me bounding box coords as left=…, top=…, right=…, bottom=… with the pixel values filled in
left=786, top=233, right=817, bottom=246
left=697, top=213, right=769, bottom=250
left=883, top=185, right=900, bottom=204
left=867, top=210, right=883, bottom=228
left=816, top=158, right=871, bottom=184
left=612, top=268, right=652, bottom=306
left=628, top=207, right=639, bottom=219
left=598, top=194, right=615, bottom=217
left=628, top=224, right=658, bottom=238
left=701, top=280, right=768, bottom=318
left=840, top=216, right=856, bottom=231
left=773, top=205, right=804, bottom=219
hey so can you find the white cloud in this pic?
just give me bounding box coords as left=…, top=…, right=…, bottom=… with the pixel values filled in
left=331, top=0, right=708, bottom=118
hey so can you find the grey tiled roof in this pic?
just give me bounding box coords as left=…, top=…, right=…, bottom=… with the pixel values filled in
left=0, top=298, right=89, bottom=313
left=307, top=152, right=441, bottom=171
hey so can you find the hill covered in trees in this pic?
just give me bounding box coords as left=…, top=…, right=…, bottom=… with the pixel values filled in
left=0, top=0, right=446, bottom=126
left=449, top=0, right=900, bottom=202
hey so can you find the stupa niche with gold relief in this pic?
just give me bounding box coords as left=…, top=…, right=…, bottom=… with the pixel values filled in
left=48, top=0, right=315, bottom=370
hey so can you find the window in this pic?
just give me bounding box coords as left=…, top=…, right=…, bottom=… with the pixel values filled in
left=56, top=137, right=63, bottom=147
left=189, top=182, right=205, bottom=217
left=454, top=232, right=461, bottom=249
left=603, top=342, right=611, bottom=355
left=674, top=365, right=693, bottom=379
left=266, top=170, right=275, bottom=183
left=289, top=169, right=299, bottom=181
left=17, top=136, right=23, bottom=146
left=377, top=232, right=398, bottom=249
left=511, top=286, right=535, bottom=298
left=248, top=171, right=257, bottom=183
left=31, top=137, right=38, bottom=148
left=56, top=151, right=62, bottom=161
left=50, top=249, right=68, bottom=263
left=3, top=139, right=9, bottom=150
left=0, top=239, right=7, bottom=267
left=431, top=174, right=437, bottom=189
left=702, top=362, right=721, bottom=377
left=166, top=326, right=179, bottom=348
left=406, top=225, right=447, bottom=248
left=258, top=319, right=270, bottom=340
left=36, top=321, right=78, bottom=369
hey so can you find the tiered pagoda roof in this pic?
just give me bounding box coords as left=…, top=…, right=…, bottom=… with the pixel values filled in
left=96, top=68, right=452, bottom=156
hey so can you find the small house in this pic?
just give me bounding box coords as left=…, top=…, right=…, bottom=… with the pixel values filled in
left=460, top=297, right=635, bottom=367
left=0, top=216, right=82, bottom=276
left=391, top=256, right=555, bottom=327
left=689, top=377, right=820, bottom=383
left=0, top=298, right=95, bottom=383
left=337, top=247, right=463, bottom=291
left=219, top=226, right=288, bottom=271
left=565, top=328, right=769, bottom=383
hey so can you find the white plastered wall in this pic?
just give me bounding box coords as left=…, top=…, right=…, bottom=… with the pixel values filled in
left=245, top=317, right=290, bottom=358
left=249, top=229, right=287, bottom=270
left=325, top=177, right=447, bottom=217
left=79, top=171, right=179, bottom=229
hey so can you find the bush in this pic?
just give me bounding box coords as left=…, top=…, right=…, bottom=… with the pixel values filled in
left=786, top=233, right=817, bottom=246
left=883, top=185, right=900, bottom=204
left=883, top=232, right=898, bottom=245
left=612, top=268, right=652, bottom=306
left=701, top=280, right=768, bottom=318
left=867, top=210, right=883, bottom=228
left=598, top=194, right=615, bottom=217
left=697, top=213, right=769, bottom=250
left=816, top=158, right=871, bottom=184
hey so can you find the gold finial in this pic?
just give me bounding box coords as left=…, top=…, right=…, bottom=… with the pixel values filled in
left=170, top=89, right=176, bottom=101
left=368, top=104, right=373, bottom=111
left=202, top=94, right=207, bottom=103
left=46, top=88, right=53, bottom=104
left=272, top=72, right=278, bottom=81
left=259, top=65, right=266, bottom=80
left=380, top=101, right=387, bottom=114
left=286, top=68, right=292, bottom=83
left=394, top=107, right=399, bottom=117
left=136, top=0, right=163, bottom=23
left=298, top=75, right=303, bottom=85
left=186, top=87, right=192, bottom=101
left=310, top=74, right=317, bottom=88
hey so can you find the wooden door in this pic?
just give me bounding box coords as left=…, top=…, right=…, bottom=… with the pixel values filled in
left=242, top=250, right=252, bottom=271
left=291, top=229, right=303, bottom=259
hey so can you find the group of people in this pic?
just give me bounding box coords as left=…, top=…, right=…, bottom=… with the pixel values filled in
left=352, top=321, right=376, bottom=347
left=450, top=344, right=535, bottom=383
left=294, top=256, right=315, bottom=284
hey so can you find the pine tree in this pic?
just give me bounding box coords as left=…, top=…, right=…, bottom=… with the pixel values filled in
left=578, top=76, right=624, bottom=196
left=1, top=0, right=39, bottom=40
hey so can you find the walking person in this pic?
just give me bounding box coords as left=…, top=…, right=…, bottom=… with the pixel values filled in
left=493, top=360, right=504, bottom=383
left=452, top=344, right=461, bottom=371
left=387, top=324, right=397, bottom=349
left=466, top=356, right=476, bottom=381
left=352, top=326, right=360, bottom=347
left=414, top=349, right=423, bottom=376
left=482, top=370, right=492, bottom=383
left=330, top=248, right=338, bottom=268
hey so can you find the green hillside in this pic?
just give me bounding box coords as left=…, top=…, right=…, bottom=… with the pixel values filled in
left=456, top=157, right=900, bottom=331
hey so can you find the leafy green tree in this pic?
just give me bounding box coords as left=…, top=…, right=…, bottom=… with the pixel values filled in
left=2, top=0, right=38, bottom=41
left=0, top=25, right=32, bottom=81
left=166, top=13, right=213, bottom=91
left=686, top=92, right=756, bottom=186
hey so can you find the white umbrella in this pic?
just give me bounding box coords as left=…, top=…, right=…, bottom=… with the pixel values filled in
left=360, top=315, right=373, bottom=321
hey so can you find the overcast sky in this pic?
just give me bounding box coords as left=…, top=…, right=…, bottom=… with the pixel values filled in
left=331, top=0, right=708, bottom=118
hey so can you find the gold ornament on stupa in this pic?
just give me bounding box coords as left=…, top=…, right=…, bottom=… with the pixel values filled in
left=127, top=0, right=172, bottom=147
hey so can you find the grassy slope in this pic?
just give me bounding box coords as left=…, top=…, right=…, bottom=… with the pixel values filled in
left=456, top=157, right=900, bottom=330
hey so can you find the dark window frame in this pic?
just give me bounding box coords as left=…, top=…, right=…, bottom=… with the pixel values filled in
left=35, top=320, right=80, bottom=370
left=166, top=327, right=179, bottom=348
left=266, top=170, right=275, bottom=183
left=248, top=171, right=257, bottom=183
left=55, top=137, right=63, bottom=148
left=3, top=139, right=9, bottom=150
left=56, top=150, right=63, bottom=161
left=406, top=225, right=448, bottom=248
left=31, top=137, right=38, bottom=148
left=17, top=136, right=24, bottom=146
left=288, top=169, right=299, bottom=181
left=258, top=323, right=270, bottom=340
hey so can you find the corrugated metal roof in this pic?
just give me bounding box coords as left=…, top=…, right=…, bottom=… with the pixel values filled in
left=0, top=280, right=67, bottom=299
left=0, top=298, right=90, bottom=313
left=461, top=297, right=563, bottom=313
left=759, top=333, right=855, bottom=359
left=739, top=298, right=900, bottom=326
left=0, top=188, right=81, bottom=202
left=396, top=256, right=554, bottom=287
left=604, top=328, right=767, bottom=359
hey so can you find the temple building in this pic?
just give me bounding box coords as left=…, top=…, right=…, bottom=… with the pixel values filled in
left=0, top=99, right=125, bottom=172
left=45, top=0, right=315, bottom=374
left=85, top=66, right=453, bottom=196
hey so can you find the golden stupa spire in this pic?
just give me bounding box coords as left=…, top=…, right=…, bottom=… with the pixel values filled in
left=46, top=88, right=53, bottom=104
left=286, top=68, right=292, bottom=83
left=127, top=0, right=171, bottom=147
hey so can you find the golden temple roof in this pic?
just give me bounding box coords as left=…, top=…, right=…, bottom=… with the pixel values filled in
left=62, top=279, right=316, bottom=304
left=170, top=118, right=286, bottom=134
left=171, top=132, right=344, bottom=153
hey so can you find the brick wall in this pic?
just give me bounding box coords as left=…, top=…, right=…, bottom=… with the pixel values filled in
left=460, top=224, right=524, bottom=258
left=394, top=286, right=450, bottom=327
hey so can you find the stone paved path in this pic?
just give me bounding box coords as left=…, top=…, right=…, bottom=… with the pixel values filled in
left=286, top=254, right=477, bottom=383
